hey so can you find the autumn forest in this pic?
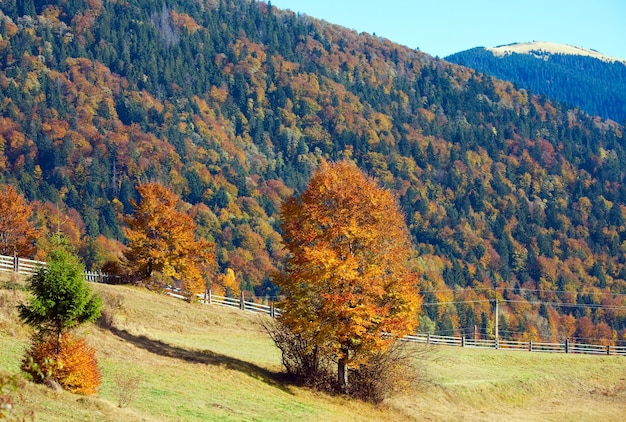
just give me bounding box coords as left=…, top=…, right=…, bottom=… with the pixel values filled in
left=1, top=0, right=626, bottom=345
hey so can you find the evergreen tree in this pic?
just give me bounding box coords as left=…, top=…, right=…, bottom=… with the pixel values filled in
left=19, top=234, right=102, bottom=353
left=19, top=0, right=36, bottom=17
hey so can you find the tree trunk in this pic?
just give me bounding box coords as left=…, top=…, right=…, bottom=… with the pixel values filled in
left=337, top=346, right=349, bottom=393
left=56, top=324, right=62, bottom=356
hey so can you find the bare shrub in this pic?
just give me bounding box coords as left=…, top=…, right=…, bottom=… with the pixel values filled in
left=114, top=372, right=142, bottom=408
left=0, top=290, right=18, bottom=330
left=141, top=271, right=170, bottom=292
left=349, top=340, right=434, bottom=403
left=1, top=372, right=35, bottom=421
left=262, top=319, right=334, bottom=389
left=264, top=318, right=434, bottom=403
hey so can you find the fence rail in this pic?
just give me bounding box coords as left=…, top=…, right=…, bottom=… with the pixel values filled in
left=202, top=290, right=280, bottom=318
left=0, top=255, right=46, bottom=275
left=1, top=253, right=623, bottom=356
left=401, top=333, right=625, bottom=356
left=0, top=254, right=125, bottom=284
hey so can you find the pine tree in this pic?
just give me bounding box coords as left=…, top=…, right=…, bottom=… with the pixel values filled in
left=19, top=234, right=102, bottom=353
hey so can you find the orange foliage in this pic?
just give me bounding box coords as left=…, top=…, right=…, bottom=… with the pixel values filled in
left=276, top=160, right=421, bottom=371
left=22, top=333, right=101, bottom=395
left=213, top=268, right=240, bottom=297
left=31, top=202, right=85, bottom=256
left=0, top=184, right=39, bottom=257
left=170, top=10, right=201, bottom=32
left=123, top=183, right=216, bottom=296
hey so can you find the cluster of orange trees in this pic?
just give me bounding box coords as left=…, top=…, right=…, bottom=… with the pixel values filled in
left=1, top=182, right=216, bottom=297
left=6, top=159, right=425, bottom=402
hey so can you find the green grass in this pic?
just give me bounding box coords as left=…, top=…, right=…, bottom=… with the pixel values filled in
left=2, top=279, right=626, bottom=421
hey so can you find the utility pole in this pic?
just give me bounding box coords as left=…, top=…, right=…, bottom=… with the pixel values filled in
left=494, top=300, right=499, bottom=346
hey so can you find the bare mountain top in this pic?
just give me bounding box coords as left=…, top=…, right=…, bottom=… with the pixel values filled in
left=486, top=41, right=626, bottom=64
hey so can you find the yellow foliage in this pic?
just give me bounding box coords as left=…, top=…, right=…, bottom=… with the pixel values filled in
left=276, top=160, right=422, bottom=370
left=123, top=183, right=216, bottom=290
left=214, top=268, right=240, bottom=297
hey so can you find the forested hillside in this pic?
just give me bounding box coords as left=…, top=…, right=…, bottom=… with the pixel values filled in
left=446, top=47, right=626, bottom=124
left=1, top=0, right=625, bottom=344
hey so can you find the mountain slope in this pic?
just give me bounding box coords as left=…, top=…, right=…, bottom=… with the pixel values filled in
left=445, top=42, right=626, bottom=123
left=0, top=1, right=625, bottom=343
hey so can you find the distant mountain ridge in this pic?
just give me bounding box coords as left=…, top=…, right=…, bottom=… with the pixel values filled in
left=487, top=41, right=626, bottom=64
left=446, top=42, right=626, bottom=123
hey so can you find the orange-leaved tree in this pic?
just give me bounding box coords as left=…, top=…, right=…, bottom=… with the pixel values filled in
left=123, top=182, right=215, bottom=297
left=0, top=184, right=39, bottom=257
left=275, top=160, right=422, bottom=392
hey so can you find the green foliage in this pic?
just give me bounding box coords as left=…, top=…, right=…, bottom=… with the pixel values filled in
left=18, top=235, right=102, bottom=341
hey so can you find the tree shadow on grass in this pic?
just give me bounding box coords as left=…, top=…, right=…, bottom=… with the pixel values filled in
left=108, top=326, right=293, bottom=393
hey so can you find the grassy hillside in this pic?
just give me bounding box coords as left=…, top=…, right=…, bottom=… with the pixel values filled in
left=1, top=278, right=625, bottom=421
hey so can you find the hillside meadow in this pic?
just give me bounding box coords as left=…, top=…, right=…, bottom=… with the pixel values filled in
left=1, top=273, right=626, bottom=421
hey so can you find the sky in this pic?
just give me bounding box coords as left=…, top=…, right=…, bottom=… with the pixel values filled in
left=266, top=0, right=626, bottom=60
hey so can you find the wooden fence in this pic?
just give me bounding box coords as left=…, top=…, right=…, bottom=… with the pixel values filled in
left=2, top=253, right=624, bottom=356
left=403, top=334, right=626, bottom=356
left=165, top=288, right=281, bottom=318
left=0, top=254, right=123, bottom=284
left=0, top=254, right=46, bottom=275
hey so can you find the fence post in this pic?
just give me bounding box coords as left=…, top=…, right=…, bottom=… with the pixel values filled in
left=607, top=345, right=611, bottom=356
left=462, top=336, right=466, bottom=347
left=13, top=256, right=19, bottom=273
left=240, top=291, right=245, bottom=310
left=529, top=341, right=533, bottom=352
left=270, top=302, right=275, bottom=319
left=565, top=339, right=569, bottom=354
left=427, top=333, right=431, bottom=345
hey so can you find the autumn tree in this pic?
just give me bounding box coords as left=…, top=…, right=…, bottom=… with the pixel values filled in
left=274, top=160, right=422, bottom=393
left=123, top=182, right=216, bottom=297
left=0, top=184, right=39, bottom=257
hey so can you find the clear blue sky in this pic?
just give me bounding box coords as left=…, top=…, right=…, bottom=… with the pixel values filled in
left=267, top=0, right=626, bottom=60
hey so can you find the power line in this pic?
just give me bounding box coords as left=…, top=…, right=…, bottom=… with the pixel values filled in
left=504, top=299, right=626, bottom=311
left=502, top=287, right=626, bottom=298
left=421, top=299, right=492, bottom=306
left=421, top=298, right=626, bottom=312
left=421, top=287, right=626, bottom=297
